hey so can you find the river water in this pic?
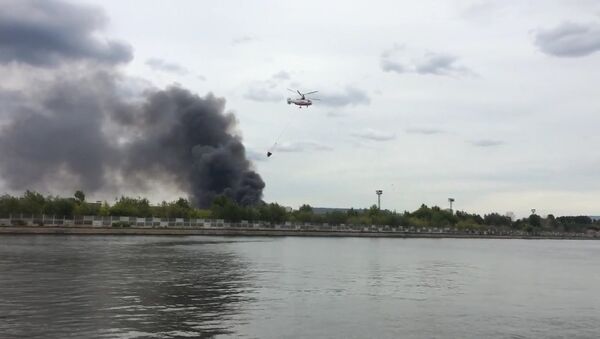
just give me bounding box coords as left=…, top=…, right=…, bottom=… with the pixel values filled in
left=0, top=235, right=598, bottom=338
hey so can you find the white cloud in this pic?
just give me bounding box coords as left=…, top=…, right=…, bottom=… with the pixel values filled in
left=405, top=128, right=445, bottom=135
left=246, top=149, right=268, bottom=162
left=326, top=111, right=347, bottom=118
left=232, top=36, right=256, bottom=45
left=244, top=85, right=283, bottom=102
left=318, top=86, right=370, bottom=107
left=145, top=58, right=188, bottom=75
left=415, top=53, right=471, bottom=76
left=381, top=46, right=472, bottom=76
left=352, top=129, right=395, bottom=141
left=275, top=141, right=333, bottom=152
left=272, top=71, right=290, bottom=80
left=469, top=139, right=504, bottom=147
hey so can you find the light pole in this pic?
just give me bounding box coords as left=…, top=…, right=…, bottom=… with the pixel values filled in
left=376, top=190, right=383, bottom=210
left=448, top=198, right=455, bottom=212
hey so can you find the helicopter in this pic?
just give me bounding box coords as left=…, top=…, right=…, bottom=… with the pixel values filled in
left=286, top=89, right=319, bottom=108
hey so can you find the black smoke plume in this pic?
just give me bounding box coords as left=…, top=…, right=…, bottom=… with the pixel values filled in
left=0, top=0, right=264, bottom=207
left=119, top=87, right=265, bottom=207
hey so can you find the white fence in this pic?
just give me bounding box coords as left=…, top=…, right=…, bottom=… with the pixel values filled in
left=0, top=215, right=451, bottom=233
left=0, top=215, right=592, bottom=237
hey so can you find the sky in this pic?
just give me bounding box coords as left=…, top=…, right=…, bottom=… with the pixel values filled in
left=2, top=0, right=600, bottom=217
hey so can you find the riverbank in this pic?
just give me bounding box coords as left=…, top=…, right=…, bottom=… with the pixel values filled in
left=0, top=226, right=597, bottom=240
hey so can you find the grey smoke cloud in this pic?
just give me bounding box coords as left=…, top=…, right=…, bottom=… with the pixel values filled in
left=0, top=89, right=26, bottom=118
left=0, top=0, right=264, bottom=207
left=0, top=0, right=132, bottom=66
left=0, top=73, right=265, bottom=207
left=535, top=21, right=600, bottom=57
left=0, top=72, right=120, bottom=192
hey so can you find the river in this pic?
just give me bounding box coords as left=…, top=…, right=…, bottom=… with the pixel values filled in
left=0, top=235, right=598, bottom=338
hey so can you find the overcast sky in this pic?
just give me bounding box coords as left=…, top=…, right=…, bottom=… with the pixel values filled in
left=2, top=0, right=600, bottom=217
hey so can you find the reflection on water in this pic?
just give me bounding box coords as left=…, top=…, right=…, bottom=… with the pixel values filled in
left=0, top=236, right=599, bottom=338
left=413, top=260, right=473, bottom=292
left=0, top=237, right=255, bottom=338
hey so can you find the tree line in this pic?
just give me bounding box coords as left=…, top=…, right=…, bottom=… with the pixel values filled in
left=1, top=190, right=598, bottom=233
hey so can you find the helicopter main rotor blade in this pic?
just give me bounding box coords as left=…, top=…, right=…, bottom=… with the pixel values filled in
left=304, top=91, right=318, bottom=95
left=297, top=90, right=303, bottom=97
left=287, top=88, right=297, bottom=93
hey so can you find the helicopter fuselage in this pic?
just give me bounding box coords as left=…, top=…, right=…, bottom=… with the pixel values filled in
left=287, top=97, right=312, bottom=106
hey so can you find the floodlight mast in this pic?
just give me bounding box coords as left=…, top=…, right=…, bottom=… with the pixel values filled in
left=376, top=190, right=383, bottom=210
left=448, top=198, right=455, bottom=212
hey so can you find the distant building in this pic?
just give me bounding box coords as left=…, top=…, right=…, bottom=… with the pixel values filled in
left=589, top=216, right=600, bottom=221
left=89, top=201, right=102, bottom=208
left=312, top=207, right=359, bottom=215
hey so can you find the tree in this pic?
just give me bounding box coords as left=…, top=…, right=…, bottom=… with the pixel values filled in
left=528, top=214, right=541, bottom=227
left=293, top=206, right=314, bottom=223
left=484, top=213, right=512, bottom=227
left=346, top=208, right=359, bottom=217
left=74, top=190, right=85, bottom=203
left=99, top=202, right=110, bottom=216
left=0, top=194, right=20, bottom=217
left=158, top=198, right=195, bottom=218
left=21, top=190, right=46, bottom=215
left=325, top=211, right=347, bottom=225
left=455, top=210, right=483, bottom=224
left=110, top=196, right=152, bottom=217
left=258, top=203, right=287, bottom=224
left=210, top=196, right=254, bottom=222
left=367, top=205, right=380, bottom=218
left=544, top=214, right=558, bottom=230
left=44, top=196, right=76, bottom=217
left=413, top=204, right=432, bottom=220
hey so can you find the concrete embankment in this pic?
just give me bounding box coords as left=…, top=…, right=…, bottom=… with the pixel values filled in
left=0, top=226, right=595, bottom=240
